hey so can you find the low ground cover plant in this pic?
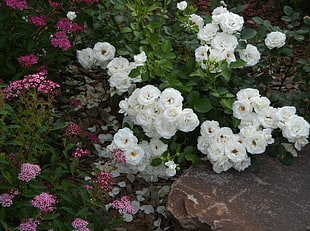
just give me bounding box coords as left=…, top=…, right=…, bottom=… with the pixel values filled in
left=0, top=0, right=309, bottom=230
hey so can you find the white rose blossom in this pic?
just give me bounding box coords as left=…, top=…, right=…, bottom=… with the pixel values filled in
left=236, top=88, right=260, bottom=103
left=133, top=51, right=147, bottom=66
left=200, top=120, right=220, bottom=138
left=165, top=161, right=177, bottom=177
left=163, top=107, right=182, bottom=122
left=113, top=127, right=138, bottom=150
left=238, top=44, right=261, bottom=66
left=177, top=1, right=187, bottom=10
left=177, top=108, right=200, bottom=132
left=233, top=157, right=251, bottom=172
left=211, top=32, right=238, bottom=51
left=219, top=12, right=244, bottom=34
left=211, top=6, right=229, bottom=24
left=243, top=132, right=268, bottom=154
left=282, top=115, right=310, bottom=141
left=149, top=138, right=168, bottom=156
left=124, top=145, right=145, bottom=165
left=93, top=42, right=116, bottom=66
left=252, top=96, right=271, bottom=113
left=137, top=85, right=161, bottom=106
left=108, top=72, right=132, bottom=94
left=107, top=57, right=131, bottom=75
left=265, top=31, right=286, bottom=49
left=66, top=11, right=77, bottom=21
left=189, top=14, right=204, bottom=29
left=77, top=48, right=96, bottom=70
left=197, top=24, right=219, bottom=44
left=195, top=45, right=210, bottom=63
left=232, top=100, right=253, bottom=120
left=224, top=141, right=248, bottom=163
left=159, top=88, right=184, bottom=109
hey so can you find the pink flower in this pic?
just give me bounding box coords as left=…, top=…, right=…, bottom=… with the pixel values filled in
left=18, top=54, right=38, bottom=68
left=55, top=18, right=84, bottom=33
left=72, top=218, right=89, bottom=229
left=31, top=192, right=58, bottom=213
left=4, top=0, right=27, bottom=10
left=111, top=196, right=135, bottom=215
left=88, top=133, right=100, bottom=143
left=18, top=163, right=41, bottom=182
left=28, top=16, right=47, bottom=27
left=65, top=123, right=82, bottom=136
left=50, top=32, right=71, bottom=51
left=110, top=149, right=127, bottom=164
left=19, top=218, right=40, bottom=231
left=72, top=148, right=90, bottom=158
left=48, top=0, right=61, bottom=7
left=0, top=193, right=14, bottom=207
left=69, top=98, right=82, bottom=107
left=91, top=171, right=113, bottom=193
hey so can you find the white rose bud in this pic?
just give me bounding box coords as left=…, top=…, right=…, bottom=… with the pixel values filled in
left=66, top=11, right=77, bottom=21
left=177, top=1, right=187, bottom=11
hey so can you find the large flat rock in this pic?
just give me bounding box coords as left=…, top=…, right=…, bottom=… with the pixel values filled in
left=166, top=145, right=310, bottom=231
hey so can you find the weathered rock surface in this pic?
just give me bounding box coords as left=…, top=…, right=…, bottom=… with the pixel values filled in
left=166, top=145, right=310, bottom=231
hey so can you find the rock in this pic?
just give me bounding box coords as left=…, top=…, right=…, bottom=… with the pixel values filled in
left=166, top=145, right=310, bottom=231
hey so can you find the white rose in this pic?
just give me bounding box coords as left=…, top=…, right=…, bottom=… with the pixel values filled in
left=197, top=24, right=219, bottom=44
left=135, top=110, right=154, bottom=126
left=177, top=1, right=187, bottom=10
left=224, top=141, right=247, bottom=163
left=277, top=106, right=296, bottom=121
left=211, top=6, right=229, bottom=24
left=207, top=142, right=225, bottom=162
left=155, top=115, right=178, bottom=139
left=197, top=136, right=211, bottom=155
left=77, top=48, right=95, bottom=69
left=93, top=42, right=116, bottom=65
left=189, top=14, right=204, bottom=29
left=232, top=100, right=253, bottom=120
left=294, top=137, right=309, bottom=151
left=66, top=11, right=77, bottom=21
left=163, top=107, right=182, bottom=122
left=107, top=57, right=131, bottom=75
left=282, top=115, right=310, bottom=140
left=165, top=161, right=177, bottom=177
left=211, top=158, right=233, bottom=173
left=252, top=96, right=270, bottom=114
left=258, top=107, right=280, bottom=129
left=177, top=108, right=200, bottom=132
left=233, top=156, right=251, bottom=172
left=195, top=45, right=210, bottom=63
left=108, top=72, right=131, bottom=94
left=244, top=132, right=267, bottom=154
left=265, top=31, right=286, bottom=49
left=238, top=113, right=261, bottom=130
left=200, top=120, right=220, bottom=137
left=211, top=32, right=238, bottom=51
left=124, top=145, right=145, bottom=165
left=133, top=51, right=147, bottom=66
left=238, top=44, right=261, bottom=66
left=236, top=88, right=260, bottom=103
left=159, top=88, right=183, bottom=109
left=137, top=85, right=161, bottom=106
left=150, top=138, right=168, bottom=156
left=219, top=12, right=244, bottom=34
left=113, top=127, right=138, bottom=150
left=216, top=127, right=234, bottom=145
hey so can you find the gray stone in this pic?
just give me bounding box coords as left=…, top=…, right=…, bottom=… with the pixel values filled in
left=166, top=145, right=310, bottom=231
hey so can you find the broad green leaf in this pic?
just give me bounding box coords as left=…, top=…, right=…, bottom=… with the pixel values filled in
left=249, top=157, right=260, bottom=172
left=194, top=98, right=212, bottom=113
left=281, top=16, right=291, bottom=22
left=151, top=158, right=162, bottom=166
left=161, top=40, right=172, bottom=53
left=240, top=29, right=257, bottom=40
left=283, top=5, right=293, bottom=16
left=229, top=59, right=246, bottom=69
left=252, top=17, right=264, bottom=24
left=120, top=27, right=132, bottom=33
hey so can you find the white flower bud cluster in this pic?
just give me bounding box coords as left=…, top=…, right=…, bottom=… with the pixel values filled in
left=197, top=88, right=309, bottom=173
left=192, top=6, right=260, bottom=70
left=76, top=42, right=147, bottom=95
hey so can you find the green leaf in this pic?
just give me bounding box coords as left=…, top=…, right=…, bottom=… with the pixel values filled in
left=194, top=98, right=212, bottom=113
left=240, top=29, right=257, bottom=40
left=281, top=16, right=292, bottom=22
left=294, top=34, right=304, bottom=42
left=280, top=47, right=293, bottom=57
left=248, top=157, right=260, bottom=172
left=161, top=40, right=172, bottom=53
left=229, top=59, right=246, bottom=69
left=252, top=17, right=264, bottom=24
left=220, top=69, right=231, bottom=80
left=220, top=98, right=232, bottom=110
left=283, top=5, right=293, bottom=15
left=129, top=68, right=140, bottom=78
left=151, top=158, right=162, bottom=166
left=120, top=27, right=132, bottom=33
left=185, top=153, right=199, bottom=166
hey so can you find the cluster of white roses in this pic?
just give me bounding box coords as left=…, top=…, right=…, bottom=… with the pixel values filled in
left=119, top=85, right=200, bottom=139
left=197, top=88, right=309, bottom=173
left=107, top=127, right=177, bottom=182
left=77, top=42, right=147, bottom=95
left=177, top=1, right=287, bottom=71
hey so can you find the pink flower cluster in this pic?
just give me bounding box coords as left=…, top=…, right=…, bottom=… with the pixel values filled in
left=69, top=98, right=82, bottom=107
left=55, top=18, right=84, bottom=33
left=31, top=192, right=58, bottom=213
left=111, top=196, right=135, bottom=215
left=0, top=194, right=14, bottom=207
left=19, top=218, right=40, bottom=231
left=0, top=189, right=19, bottom=207
left=2, top=72, right=60, bottom=99
left=65, top=123, right=82, bottom=136
left=28, top=16, right=47, bottom=27
left=18, top=163, right=41, bottom=182
left=72, top=148, right=90, bottom=158
left=110, top=149, right=127, bottom=164
left=18, top=54, right=38, bottom=68
left=4, top=0, right=28, bottom=10
left=50, top=32, right=71, bottom=51
left=48, top=0, right=61, bottom=8
left=91, top=171, right=113, bottom=193
left=72, top=218, right=90, bottom=231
